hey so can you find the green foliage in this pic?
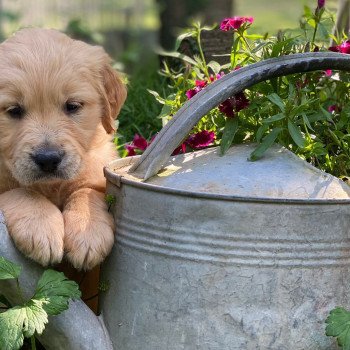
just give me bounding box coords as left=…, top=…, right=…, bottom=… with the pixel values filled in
left=116, top=59, right=171, bottom=155
left=0, top=256, right=81, bottom=350
left=65, top=18, right=104, bottom=44
left=0, top=257, right=21, bottom=280
left=105, top=194, right=116, bottom=212
left=326, top=307, right=350, bottom=349
left=143, top=4, right=350, bottom=178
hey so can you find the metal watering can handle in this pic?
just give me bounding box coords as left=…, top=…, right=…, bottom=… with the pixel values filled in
left=129, top=52, right=350, bottom=180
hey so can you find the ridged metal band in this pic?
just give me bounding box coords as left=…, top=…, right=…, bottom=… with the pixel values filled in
left=115, top=215, right=350, bottom=267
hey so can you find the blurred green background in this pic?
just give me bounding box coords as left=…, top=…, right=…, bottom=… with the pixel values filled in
left=0, top=0, right=338, bottom=64
left=0, top=0, right=340, bottom=142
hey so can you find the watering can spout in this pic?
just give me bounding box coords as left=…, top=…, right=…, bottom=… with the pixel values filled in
left=0, top=211, right=113, bottom=350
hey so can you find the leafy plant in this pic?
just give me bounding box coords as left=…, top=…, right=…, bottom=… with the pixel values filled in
left=135, top=1, right=350, bottom=179
left=0, top=256, right=81, bottom=350
left=326, top=307, right=350, bottom=349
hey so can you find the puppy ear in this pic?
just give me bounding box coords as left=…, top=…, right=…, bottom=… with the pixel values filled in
left=100, top=65, right=127, bottom=134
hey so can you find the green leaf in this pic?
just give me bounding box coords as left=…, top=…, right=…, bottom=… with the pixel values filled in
left=256, top=124, right=269, bottom=143
left=156, top=49, right=197, bottom=66
left=220, top=118, right=239, bottom=155
left=201, top=24, right=217, bottom=31
left=267, top=93, right=285, bottom=112
left=318, top=23, right=329, bottom=39
left=307, top=18, right=316, bottom=29
left=302, top=113, right=314, bottom=131
left=175, top=31, right=196, bottom=51
left=33, top=269, right=81, bottom=316
left=303, top=5, right=312, bottom=17
left=147, top=89, right=166, bottom=105
left=0, top=299, right=48, bottom=350
left=288, top=120, right=306, bottom=148
left=250, top=127, right=283, bottom=160
left=0, top=308, right=25, bottom=350
left=22, top=299, right=48, bottom=337
left=207, top=61, right=221, bottom=75
left=326, top=307, right=350, bottom=350
left=262, top=113, right=285, bottom=124
left=0, top=256, right=21, bottom=280
left=245, top=34, right=265, bottom=40
left=158, top=103, right=172, bottom=119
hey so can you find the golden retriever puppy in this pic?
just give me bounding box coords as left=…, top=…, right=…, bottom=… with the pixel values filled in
left=0, top=28, right=126, bottom=270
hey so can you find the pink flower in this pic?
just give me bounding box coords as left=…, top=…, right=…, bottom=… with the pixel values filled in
left=186, top=89, right=198, bottom=99
left=125, top=144, right=136, bottom=157
left=172, top=143, right=187, bottom=155
left=328, top=105, right=340, bottom=113
left=195, top=80, right=207, bottom=88
left=186, top=130, right=216, bottom=149
left=219, top=92, right=250, bottom=118
left=209, top=72, right=225, bottom=82
left=324, top=69, right=332, bottom=77
left=125, top=134, right=148, bottom=156
left=172, top=130, right=216, bottom=155
left=329, top=40, right=350, bottom=54
left=132, top=134, right=148, bottom=150
left=220, top=17, right=254, bottom=31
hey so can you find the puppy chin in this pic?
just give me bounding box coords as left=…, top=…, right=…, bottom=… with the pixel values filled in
left=10, top=156, right=82, bottom=186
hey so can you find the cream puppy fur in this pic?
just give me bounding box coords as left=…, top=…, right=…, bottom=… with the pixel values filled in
left=0, top=28, right=126, bottom=270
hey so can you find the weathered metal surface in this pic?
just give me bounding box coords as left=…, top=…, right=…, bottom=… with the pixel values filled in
left=111, top=144, right=350, bottom=200
left=129, top=52, right=350, bottom=180
left=0, top=211, right=113, bottom=350
left=102, top=144, right=350, bottom=349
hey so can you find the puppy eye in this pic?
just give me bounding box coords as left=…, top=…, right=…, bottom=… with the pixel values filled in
left=64, top=101, right=83, bottom=115
left=6, top=105, right=25, bottom=119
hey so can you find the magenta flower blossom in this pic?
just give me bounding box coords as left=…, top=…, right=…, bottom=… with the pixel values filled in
left=329, top=40, right=350, bottom=54
left=185, top=89, right=198, bottom=99
left=186, top=130, right=216, bottom=149
left=125, top=134, right=148, bottom=156
left=195, top=80, right=208, bottom=88
left=220, top=17, right=254, bottom=31
left=324, top=69, right=332, bottom=77
left=209, top=72, right=225, bottom=82
left=185, top=79, right=208, bottom=99
left=125, top=144, right=136, bottom=157
left=328, top=104, right=340, bottom=113
left=317, top=0, right=325, bottom=9
left=132, top=134, right=148, bottom=150
left=172, top=130, right=216, bottom=155
left=219, top=92, right=250, bottom=118
left=172, top=143, right=187, bottom=155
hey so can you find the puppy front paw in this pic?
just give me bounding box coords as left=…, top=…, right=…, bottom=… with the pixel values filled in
left=12, top=219, right=65, bottom=266
left=0, top=189, right=65, bottom=266
left=64, top=217, right=114, bottom=271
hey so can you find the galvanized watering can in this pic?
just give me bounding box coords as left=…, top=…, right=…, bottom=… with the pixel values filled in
left=2, top=52, right=350, bottom=349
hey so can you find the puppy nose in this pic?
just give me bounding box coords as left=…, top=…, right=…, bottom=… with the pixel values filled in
left=31, top=149, right=64, bottom=172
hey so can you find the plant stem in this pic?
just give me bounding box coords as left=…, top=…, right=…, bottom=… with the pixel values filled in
left=15, top=278, right=25, bottom=304
left=311, top=21, right=319, bottom=47
left=230, top=33, right=237, bottom=69
left=196, top=29, right=210, bottom=79
left=239, top=33, right=259, bottom=62
left=31, top=335, right=36, bottom=350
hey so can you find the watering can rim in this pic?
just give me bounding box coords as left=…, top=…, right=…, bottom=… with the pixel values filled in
left=104, top=147, right=350, bottom=205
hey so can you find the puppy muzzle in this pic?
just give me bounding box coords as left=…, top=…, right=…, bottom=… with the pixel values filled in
left=31, top=148, right=66, bottom=173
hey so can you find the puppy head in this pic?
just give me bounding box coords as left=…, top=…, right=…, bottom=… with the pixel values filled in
left=0, top=28, right=126, bottom=185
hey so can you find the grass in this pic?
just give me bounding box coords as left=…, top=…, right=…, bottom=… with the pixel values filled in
left=117, top=56, right=170, bottom=145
